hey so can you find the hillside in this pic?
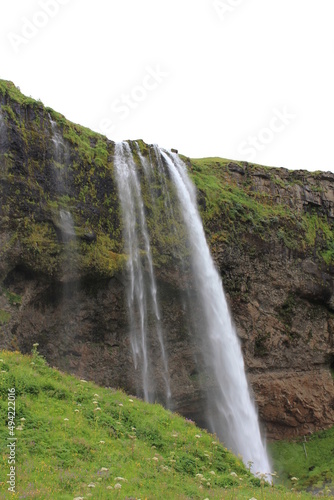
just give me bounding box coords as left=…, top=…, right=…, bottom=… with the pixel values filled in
left=0, top=349, right=321, bottom=499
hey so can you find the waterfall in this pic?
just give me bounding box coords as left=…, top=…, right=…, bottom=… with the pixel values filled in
left=50, top=116, right=70, bottom=196
left=160, top=150, right=271, bottom=476
left=59, top=210, right=76, bottom=244
left=50, top=117, right=79, bottom=355
left=114, top=140, right=271, bottom=476
left=114, top=142, right=171, bottom=406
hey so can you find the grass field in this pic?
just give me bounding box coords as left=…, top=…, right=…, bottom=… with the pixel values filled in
left=0, top=348, right=332, bottom=499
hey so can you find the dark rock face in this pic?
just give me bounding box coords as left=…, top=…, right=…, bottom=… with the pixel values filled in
left=0, top=80, right=333, bottom=440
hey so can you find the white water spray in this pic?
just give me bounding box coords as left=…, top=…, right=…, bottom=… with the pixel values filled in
left=161, top=150, right=271, bottom=476
left=114, top=142, right=171, bottom=405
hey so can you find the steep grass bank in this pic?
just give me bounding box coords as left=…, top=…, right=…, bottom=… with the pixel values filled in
left=270, top=427, right=334, bottom=495
left=0, top=349, right=317, bottom=499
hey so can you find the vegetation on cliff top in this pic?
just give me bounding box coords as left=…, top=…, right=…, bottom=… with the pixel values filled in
left=185, top=156, right=334, bottom=267
left=0, top=349, right=321, bottom=499
left=1, top=77, right=334, bottom=276
left=0, top=79, right=125, bottom=279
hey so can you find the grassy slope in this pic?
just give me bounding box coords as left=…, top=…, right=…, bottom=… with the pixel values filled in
left=269, top=428, right=334, bottom=493
left=0, top=349, right=318, bottom=500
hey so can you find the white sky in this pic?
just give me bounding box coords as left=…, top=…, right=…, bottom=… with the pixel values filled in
left=1, top=0, right=333, bottom=172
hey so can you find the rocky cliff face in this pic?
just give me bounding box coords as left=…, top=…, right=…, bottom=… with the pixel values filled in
left=0, top=80, right=333, bottom=440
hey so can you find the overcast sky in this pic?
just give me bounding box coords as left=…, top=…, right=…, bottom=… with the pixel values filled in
left=1, top=0, right=333, bottom=172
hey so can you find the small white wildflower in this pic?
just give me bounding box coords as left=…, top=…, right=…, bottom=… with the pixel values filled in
left=129, top=398, right=133, bottom=402
left=196, top=473, right=203, bottom=478
left=106, top=485, right=113, bottom=490
left=291, top=477, right=299, bottom=481
left=195, top=434, right=201, bottom=438
left=87, top=483, right=95, bottom=488
left=100, top=467, right=108, bottom=471
left=118, top=403, right=123, bottom=407
left=94, top=393, right=100, bottom=397
left=64, top=418, right=69, bottom=421
left=80, top=379, right=87, bottom=383
left=94, top=407, right=101, bottom=411
left=92, top=401, right=98, bottom=404
left=114, top=483, right=122, bottom=490
left=73, top=497, right=84, bottom=500
left=114, top=476, right=126, bottom=481
left=16, top=426, right=23, bottom=431
left=20, top=418, right=26, bottom=421
left=230, top=472, right=237, bottom=477
left=209, top=471, right=215, bottom=475
left=152, top=457, right=159, bottom=462
left=99, top=441, right=105, bottom=444
left=75, top=409, right=79, bottom=413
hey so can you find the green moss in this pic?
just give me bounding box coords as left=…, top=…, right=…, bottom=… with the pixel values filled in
left=2, top=78, right=334, bottom=277
left=3, top=289, right=22, bottom=306
left=186, top=157, right=334, bottom=266
left=0, top=80, right=41, bottom=108
left=0, top=309, right=11, bottom=324
left=21, top=221, right=62, bottom=276
left=80, top=233, right=126, bottom=278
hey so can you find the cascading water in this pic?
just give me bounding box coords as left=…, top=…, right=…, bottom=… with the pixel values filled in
left=59, top=210, right=76, bottom=244
left=160, top=150, right=271, bottom=475
left=50, top=118, right=79, bottom=348
left=114, top=142, right=171, bottom=406
left=114, top=140, right=271, bottom=476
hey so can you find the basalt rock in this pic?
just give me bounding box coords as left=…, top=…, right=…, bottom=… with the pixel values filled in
left=0, top=80, right=333, bottom=440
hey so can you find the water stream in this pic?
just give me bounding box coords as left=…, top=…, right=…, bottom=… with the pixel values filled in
left=114, top=142, right=171, bottom=406
left=161, top=150, right=271, bottom=476
left=114, top=141, right=271, bottom=475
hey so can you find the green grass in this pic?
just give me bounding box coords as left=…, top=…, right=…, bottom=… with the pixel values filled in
left=185, top=156, right=334, bottom=265
left=0, top=349, right=320, bottom=499
left=270, top=428, right=334, bottom=494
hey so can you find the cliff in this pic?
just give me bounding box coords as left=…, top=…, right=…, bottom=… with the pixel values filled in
left=0, top=80, right=333, bottom=440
